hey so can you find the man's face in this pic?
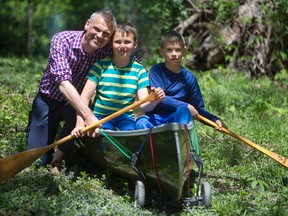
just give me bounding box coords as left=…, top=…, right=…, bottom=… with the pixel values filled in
left=84, top=15, right=114, bottom=52
left=159, top=41, right=185, bottom=66
left=112, top=31, right=137, bottom=60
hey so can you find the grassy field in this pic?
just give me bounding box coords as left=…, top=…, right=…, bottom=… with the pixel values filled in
left=0, top=57, right=287, bottom=215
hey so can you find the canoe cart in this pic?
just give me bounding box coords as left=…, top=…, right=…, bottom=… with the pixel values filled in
left=73, top=121, right=211, bottom=208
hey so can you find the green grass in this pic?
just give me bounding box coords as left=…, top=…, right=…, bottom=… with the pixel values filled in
left=0, top=57, right=287, bottom=215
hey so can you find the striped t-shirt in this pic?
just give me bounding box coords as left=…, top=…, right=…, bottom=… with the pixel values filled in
left=87, top=57, right=150, bottom=116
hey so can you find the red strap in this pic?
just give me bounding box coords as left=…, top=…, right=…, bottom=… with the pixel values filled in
left=184, top=125, right=191, bottom=193
left=149, top=128, right=162, bottom=194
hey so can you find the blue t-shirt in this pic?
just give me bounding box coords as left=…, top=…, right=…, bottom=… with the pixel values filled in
left=149, top=63, right=219, bottom=122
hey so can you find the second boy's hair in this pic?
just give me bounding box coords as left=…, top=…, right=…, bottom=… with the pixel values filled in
left=160, top=30, right=186, bottom=48
left=115, top=22, right=137, bottom=41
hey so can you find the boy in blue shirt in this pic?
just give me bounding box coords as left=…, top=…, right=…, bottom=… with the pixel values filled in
left=135, top=30, right=225, bottom=129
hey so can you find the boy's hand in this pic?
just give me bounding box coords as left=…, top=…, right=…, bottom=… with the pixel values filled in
left=72, top=124, right=102, bottom=138
left=87, top=127, right=102, bottom=137
left=153, top=87, right=165, bottom=102
left=84, top=115, right=102, bottom=137
left=188, top=104, right=199, bottom=120
left=215, top=119, right=227, bottom=131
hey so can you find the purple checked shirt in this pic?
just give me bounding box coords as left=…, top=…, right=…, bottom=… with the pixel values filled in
left=39, top=31, right=112, bottom=102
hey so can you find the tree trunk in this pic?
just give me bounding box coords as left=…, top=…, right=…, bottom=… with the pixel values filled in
left=26, top=0, right=34, bottom=57
left=179, top=0, right=280, bottom=77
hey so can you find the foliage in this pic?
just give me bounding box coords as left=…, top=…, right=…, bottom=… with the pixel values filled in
left=0, top=57, right=44, bottom=156
left=0, top=0, right=190, bottom=63
left=0, top=169, right=155, bottom=215
left=0, top=58, right=288, bottom=215
left=0, top=1, right=28, bottom=56
left=1, top=0, right=288, bottom=77
left=0, top=0, right=71, bottom=56
left=195, top=67, right=288, bottom=215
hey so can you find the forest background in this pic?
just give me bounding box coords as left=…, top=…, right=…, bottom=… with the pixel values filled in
left=1, top=0, right=288, bottom=79
left=0, top=0, right=288, bottom=215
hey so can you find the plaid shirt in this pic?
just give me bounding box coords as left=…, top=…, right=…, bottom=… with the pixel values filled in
left=39, top=31, right=112, bottom=102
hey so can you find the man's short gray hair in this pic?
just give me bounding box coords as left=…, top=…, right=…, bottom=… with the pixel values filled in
left=89, top=8, right=117, bottom=30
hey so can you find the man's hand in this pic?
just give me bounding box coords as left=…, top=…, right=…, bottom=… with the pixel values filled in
left=71, top=124, right=85, bottom=138
left=71, top=115, right=102, bottom=138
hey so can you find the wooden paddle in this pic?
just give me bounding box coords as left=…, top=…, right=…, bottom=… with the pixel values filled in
left=199, top=115, right=288, bottom=168
left=0, top=91, right=156, bottom=183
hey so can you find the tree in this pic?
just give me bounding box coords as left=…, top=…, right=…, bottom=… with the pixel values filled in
left=0, top=0, right=70, bottom=57
left=174, top=0, right=288, bottom=77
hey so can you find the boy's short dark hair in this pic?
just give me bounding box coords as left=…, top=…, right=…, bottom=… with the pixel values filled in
left=115, top=22, right=137, bottom=41
left=160, top=30, right=185, bottom=48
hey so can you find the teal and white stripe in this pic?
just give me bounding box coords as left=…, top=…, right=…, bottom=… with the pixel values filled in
left=87, top=57, right=149, bottom=116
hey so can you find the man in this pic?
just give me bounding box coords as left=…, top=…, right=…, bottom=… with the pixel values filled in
left=26, top=9, right=117, bottom=171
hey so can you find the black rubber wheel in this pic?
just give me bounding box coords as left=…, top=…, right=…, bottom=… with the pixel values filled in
left=134, top=180, right=145, bottom=208
left=201, top=182, right=212, bottom=207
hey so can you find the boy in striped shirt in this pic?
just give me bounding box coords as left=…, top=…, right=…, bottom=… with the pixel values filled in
left=72, top=22, right=165, bottom=137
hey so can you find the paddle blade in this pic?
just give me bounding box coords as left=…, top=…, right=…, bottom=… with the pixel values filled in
left=199, top=115, right=288, bottom=168
left=0, top=91, right=157, bottom=183
left=0, top=147, right=50, bottom=183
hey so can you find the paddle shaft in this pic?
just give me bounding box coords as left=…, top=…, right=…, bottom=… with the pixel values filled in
left=199, top=115, right=288, bottom=168
left=0, top=91, right=156, bottom=182
left=49, top=90, right=156, bottom=149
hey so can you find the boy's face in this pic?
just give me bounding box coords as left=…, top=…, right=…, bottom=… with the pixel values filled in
left=112, top=30, right=138, bottom=59
left=159, top=41, right=186, bottom=66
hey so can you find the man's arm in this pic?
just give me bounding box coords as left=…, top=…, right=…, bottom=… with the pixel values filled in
left=64, top=79, right=100, bottom=137
left=59, top=80, right=96, bottom=122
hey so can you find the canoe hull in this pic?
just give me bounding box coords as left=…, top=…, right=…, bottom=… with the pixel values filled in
left=76, top=122, right=196, bottom=201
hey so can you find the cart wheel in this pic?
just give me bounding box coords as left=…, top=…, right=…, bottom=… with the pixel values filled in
left=134, top=181, right=145, bottom=208
left=201, top=182, right=212, bottom=207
